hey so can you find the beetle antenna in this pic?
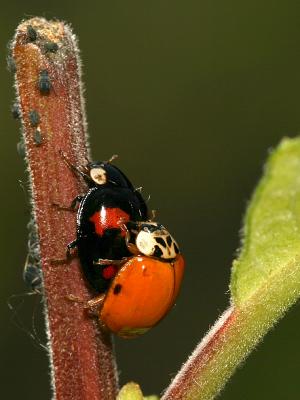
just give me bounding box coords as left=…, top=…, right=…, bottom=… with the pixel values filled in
left=146, top=193, right=151, bottom=203
left=149, top=209, right=157, bottom=221
left=83, top=154, right=90, bottom=164
left=106, top=154, right=118, bottom=163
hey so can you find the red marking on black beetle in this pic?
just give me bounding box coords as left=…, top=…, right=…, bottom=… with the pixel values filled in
left=102, top=265, right=118, bottom=280
left=89, top=207, right=130, bottom=236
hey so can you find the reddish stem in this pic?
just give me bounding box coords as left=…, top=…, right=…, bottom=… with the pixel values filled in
left=12, top=18, right=118, bottom=400
left=162, top=307, right=235, bottom=400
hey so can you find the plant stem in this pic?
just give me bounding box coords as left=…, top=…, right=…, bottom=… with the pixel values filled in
left=162, top=138, right=300, bottom=400
left=12, top=17, right=118, bottom=400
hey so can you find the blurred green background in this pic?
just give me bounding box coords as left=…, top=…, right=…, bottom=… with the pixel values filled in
left=1, top=1, right=300, bottom=399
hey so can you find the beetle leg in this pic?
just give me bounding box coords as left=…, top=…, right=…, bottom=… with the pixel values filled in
left=59, top=150, right=90, bottom=181
left=52, top=195, right=84, bottom=212
left=119, top=222, right=139, bottom=255
left=86, top=294, right=105, bottom=315
left=48, top=241, right=78, bottom=265
left=123, top=224, right=140, bottom=255
left=66, top=294, right=86, bottom=303
left=66, top=239, right=78, bottom=259
left=70, top=195, right=84, bottom=209
left=93, top=257, right=130, bottom=266
left=66, top=293, right=106, bottom=317
left=52, top=294, right=109, bottom=335
left=127, top=242, right=140, bottom=255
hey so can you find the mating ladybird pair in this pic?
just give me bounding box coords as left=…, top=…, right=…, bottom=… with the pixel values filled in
left=65, top=156, right=185, bottom=338
left=62, top=155, right=185, bottom=338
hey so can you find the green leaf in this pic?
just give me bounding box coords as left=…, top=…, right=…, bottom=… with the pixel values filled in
left=231, top=137, right=300, bottom=305
left=163, top=138, right=300, bottom=400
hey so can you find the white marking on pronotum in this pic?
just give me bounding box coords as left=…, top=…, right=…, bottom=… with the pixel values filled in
left=90, top=167, right=107, bottom=185
left=135, top=222, right=179, bottom=260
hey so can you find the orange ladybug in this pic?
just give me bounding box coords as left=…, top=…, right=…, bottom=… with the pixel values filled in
left=85, top=222, right=185, bottom=338
left=100, top=254, right=185, bottom=338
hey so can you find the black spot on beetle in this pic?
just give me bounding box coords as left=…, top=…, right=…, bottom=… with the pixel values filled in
left=166, top=235, right=172, bottom=247
left=29, top=110, right=40, bottom=127
left=27, top=25, right=37, bottom=42
left=113, top=284, right=122, bottom=295
left=154, top=245, right=163, bottom=258
left=156, top=237, right=167, bottom=248
left=174, top=243, right=179, bottom=254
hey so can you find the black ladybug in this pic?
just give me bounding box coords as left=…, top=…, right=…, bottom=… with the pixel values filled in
left=66, top=156, right=148, bottom=293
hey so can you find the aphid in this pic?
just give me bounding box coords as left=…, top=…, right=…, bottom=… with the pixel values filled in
left=23, top=257, right=43, bottom=294
left=44, top=41, right=59, bottom=53
left=38, top=70, right=51, bottom=95
left=29, top=110, right=40, bottom=127
left=33, top=129, right=43, bottom=145
left=6, top=54, right=16, bottom=73
left=27, top=25, right=37, bottom=42
left=23, top=218, right=43, bottom=294
left=11, top=103, right=21, bottom=119
left=17, top=139, right=26, bottom=158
